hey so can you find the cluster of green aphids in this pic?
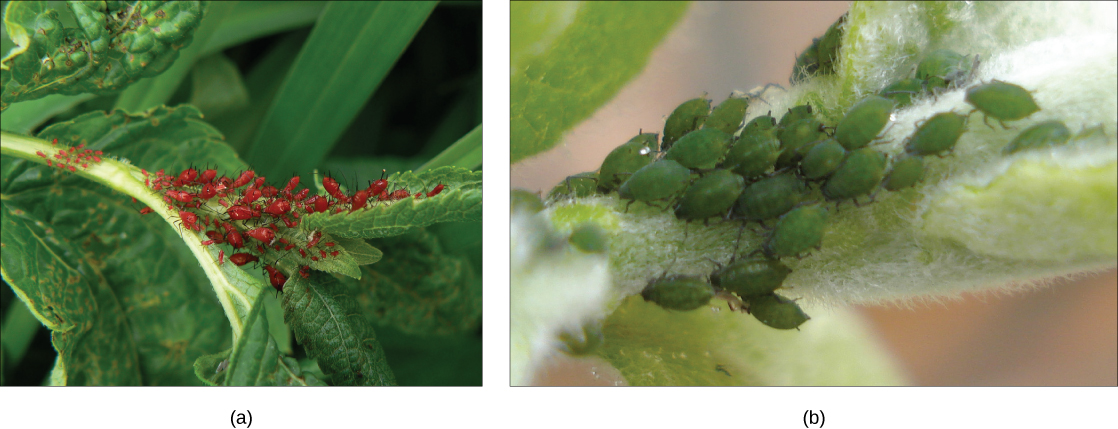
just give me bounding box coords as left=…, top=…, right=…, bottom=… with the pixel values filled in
left=535, top=21, right=1075, bottom=331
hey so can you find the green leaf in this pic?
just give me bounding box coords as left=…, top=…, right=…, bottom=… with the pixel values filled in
left=300, top=167, right=482, bottom=239
left=418, top=124, right=482, bottom=172
left=244, top=1, right=437, bottom=180
left=188, top=53, right=250, bottom=118
left=509, top=1, right=689, bottom=163
left=282, top=271, right=396, bottom=386
left=334, top=237, right=383, bottom=266
left=1, top=1, right=206, bottom=111
left=345, top=228, right=482, bottom=336
left=113, top=0, right=236, bottom=113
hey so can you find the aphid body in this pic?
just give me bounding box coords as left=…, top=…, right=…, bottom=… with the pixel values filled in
left=834, top=95, right=894, bottom=150
left=965, top=80, right=1040, bottom=128
left=709, top=257, right=791, bottom=298
left=674, top=169, right=745, bottom=222
left=663, top=128, right=732, bottom=170
left=903, top=112, right=968, bottom=156
left=617, top=160, right=693, bottom=208
left=821, top=148, right=888, bottom=202
left=746, top=294, right=810, bottom=330
left=597, top=133, right=657, bottom=193
left=662, top=97, right=712, bottom=151
left=732, top=172, right=807, bottom=222
left=762, top=204, right=828, bottom=259
left=640, top=275, right=715, bottom=311
left=1002, top=120, right=1071, bottom=154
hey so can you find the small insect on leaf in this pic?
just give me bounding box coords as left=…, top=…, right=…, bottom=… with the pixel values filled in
left=640, top=275, right=715, bottom=312
left=965, top=80, right=1040, bottom=129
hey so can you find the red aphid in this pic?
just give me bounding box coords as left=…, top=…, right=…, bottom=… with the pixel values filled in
left=292, top=188, right=309, bottom=201
left=254, top=176, right=266, bottom=189
left=428, top=183, right=446, bottom=197
left=199, top=169, right=217, bottom=184
left=201, top=240, right=215, bottom=246
left=283, top=176, right=300, bottom=193
left=298, top=249, right=307, bottom=258
left=298, top=265, right=310, bottom=279
left=330, top=251, right=339, bottom=257
left=325, top=242, right=335, bottom=247
left=229, top=253, right=258, bottom=266
left=264, top=199, right=291, bottom=216
left=306, top=231, right=322, bottom=248
left=311, top=256, right=319, bottom=261
left=200, top=183, right=217, bottom=199
left=227, top=205, right=253, bottom=220
left=350, top=190, right=369, bottom=212
left=314, top=196, right=329, bottom=213
left=261, top=186, right=279, bottom=198
left=218, top=250, right=225, bottom=265
left=390, top=189, right=410, bottom=200
left=282, top=217, right=299, bottom=228
left=246, top=227, right=276, bottom=244
left=140, top=207, right=154, bottom=215
left=264, top=266, right=287, bottom=292
left=242, top=187, right=262, bottom=204
left=367, top=177, right=388, bottom=196
left=168, top=190, right=194, bottom=203
left=231, top=170, right=255, bottom=188
left=205, top=230, right=225, bottom=244
left=284, top=244, right=295, bottom=251
left=179, top=210, right=198, bottom=227
left=319, top=249, right=327, bottom=258
left=178, top=168, right=198, bottom=184
left=226, top=230, right=244, bottom=249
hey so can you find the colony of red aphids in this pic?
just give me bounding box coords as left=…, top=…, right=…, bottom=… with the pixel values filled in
left=35, top=139, right=104, bottom=173
left=139, top=166, right=446, bottom=293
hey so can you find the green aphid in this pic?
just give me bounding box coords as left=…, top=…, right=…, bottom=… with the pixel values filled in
left=705, top=96, right=751, bottom=135
left=723, top=131, right=782, bottom=179
left=548, top=171, right=598, bottom=200
left=880, top=78, right=925, bottom=108
left=776, top=118, right=828, bottom=168
left=821, top=148, right=888, bottom=202
left=710, top=257, right=791, bottom=298
left=762, top=203, right=828, bottom=259
left=778, top=104, right=816, bottom=129
left=816, top=12, right=847, bottom=75
left=663, top=97, right=712, bottom=150
left=675, top=169, right=746, bottom=222
left=800, top=138, right=847, bottom=180
left=746, top=293, right=810, bottom=330
left=664, top=127, right=732, bottom=170
left=558, top=321, right=603, bottom=356
left=791, top=38, right=821, bottom=84
left=882, top=155, right=925, bottom=191
left=916, top=49, right=972, bottom=91
left=904, top=111, right=968, bottom=156
left=1002, top=120, right=1072, bottom=154
left=965, top=80, right=1040, bottom=128
left=598, top=133, right=658, bottom=193
left=568, top=222, right=609, bottom=254
left=742, top=114, right=778, bottom=136
left=618, top=159, right=693, bottom=208
left=511, top=189, right=545, bottom=214
left=834, top=95, right=894, bottom=150
left=733, top=172, right=807, bottom=222
left=640, top=274, right=715, bottom=311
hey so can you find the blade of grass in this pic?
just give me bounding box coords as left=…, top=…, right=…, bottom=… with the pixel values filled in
left=244, top=1, right=437, bottom=179
left=201, top=1, right=326, bottom=55
left=418, top=124, right=482, bottom=172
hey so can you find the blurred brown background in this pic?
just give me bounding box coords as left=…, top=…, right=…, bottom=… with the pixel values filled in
left=513, top=2, right=1118, bottom=386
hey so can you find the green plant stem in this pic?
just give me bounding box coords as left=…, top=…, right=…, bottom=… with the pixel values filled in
left=0, top=132, right=260, bottom=343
